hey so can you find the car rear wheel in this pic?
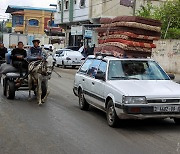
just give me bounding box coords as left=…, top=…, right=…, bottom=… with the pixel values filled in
left=78, top=89, right=89, bottom=110
left=174, top=118, right=180, bottom=125
left=106, top=100, right=119, bottom=127
left=62, top=61, right=66, bottom=69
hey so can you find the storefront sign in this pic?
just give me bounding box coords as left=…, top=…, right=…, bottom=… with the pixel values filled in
left=84, top=30, right=92, bottom=38
left=71, top=26, right=83, bottom=35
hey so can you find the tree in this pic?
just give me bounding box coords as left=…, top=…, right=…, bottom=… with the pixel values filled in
left=136, top=0, right=180, bottom=39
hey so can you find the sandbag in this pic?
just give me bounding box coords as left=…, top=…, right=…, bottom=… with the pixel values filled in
left=112, top=16, right=161, bottom=27
left=98, top=39, right=156, bottom=48
left=96, top=26, right=161, bottom=37
left=100, top=18, right=113, bottom=24
left=102, top=22, right=161, bottom=32
left=0, top=63, right=18, bottom=77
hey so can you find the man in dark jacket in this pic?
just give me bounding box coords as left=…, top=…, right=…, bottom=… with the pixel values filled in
left=28, top=39, right=43, bottom=62
left=11, top=41, right=27, bottom=77
left=0, top=43, right=7, bottom=60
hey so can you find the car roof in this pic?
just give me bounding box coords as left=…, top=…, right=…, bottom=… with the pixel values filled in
left=87, top=55, right=154, bottom=62
left=56, top=49, right=71, bottom=51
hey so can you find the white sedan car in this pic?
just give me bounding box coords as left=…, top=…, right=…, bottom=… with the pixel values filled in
left=54, top=49, right=85, bottom=68
left=73, top=55, right=180, bottom=127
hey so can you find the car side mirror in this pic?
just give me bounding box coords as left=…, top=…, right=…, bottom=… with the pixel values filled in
left=95, top=72, right=105, bottom=81
left=168, top=74, right=175, bottom=80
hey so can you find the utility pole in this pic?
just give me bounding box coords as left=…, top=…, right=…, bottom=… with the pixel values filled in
left=25, top=19, right=28, bottom=34
left=49, top=4, right=57, bottom=44
left=49, top=12, right=53, bottom=44
left=133, top=0, right=136, bottom=16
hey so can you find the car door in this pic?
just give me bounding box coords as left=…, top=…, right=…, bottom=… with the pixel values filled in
left=89, top=60, right=107, bottom=110
left=75, top=59, right=94, bottom=101
left=56, top=51, right=65, bottom=65
left=85, top=59, right=102, bottom=105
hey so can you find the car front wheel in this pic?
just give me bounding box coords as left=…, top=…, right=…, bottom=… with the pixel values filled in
left=78, top=89, right=89, bottom=110
left=106, top=100, right=119, bottom=127
left=62, top=61, right=66, bottom=69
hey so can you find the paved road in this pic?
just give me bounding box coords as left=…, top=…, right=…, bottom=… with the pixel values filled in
left=0, top=67, right=180, bottom=154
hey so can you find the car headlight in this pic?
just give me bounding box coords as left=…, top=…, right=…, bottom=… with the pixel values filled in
left=123, top=96, right=147, bottom=104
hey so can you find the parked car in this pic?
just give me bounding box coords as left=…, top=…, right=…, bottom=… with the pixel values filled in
left=73, top=55, right=180, bottom=127
left=54, top=50, right=85, bottom=68
left=66, top=46, right=79, bottom=51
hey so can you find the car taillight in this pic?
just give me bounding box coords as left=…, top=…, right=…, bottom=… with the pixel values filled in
left=81, top=58, right=85, bottom=60
left=66, top=57, right=71, bottom=60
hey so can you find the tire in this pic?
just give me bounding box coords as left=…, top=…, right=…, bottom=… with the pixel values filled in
left=3, top=79, right=7, bottom=96
left=78, top=89, right=89, bottom=110
left=106, top=100, right=119, bottom=127
left=56, top=64, right=60, bottom=67
left=62, top=61, right=66, bottom=69
left=6, top=80, right=15, bottom=99
left=41, top=81, right=47, bottom=100
left=174, top=118, right=180, bottom=125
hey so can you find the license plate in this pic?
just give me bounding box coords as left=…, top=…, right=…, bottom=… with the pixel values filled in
left=72, top=61, right=80, bottom=64
left=154, top=105, right=180, bottom=112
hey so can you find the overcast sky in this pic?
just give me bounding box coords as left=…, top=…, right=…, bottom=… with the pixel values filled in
left=0, top=0, right=57, bottom=20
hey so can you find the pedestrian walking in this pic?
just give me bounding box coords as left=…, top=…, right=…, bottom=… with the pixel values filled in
left=0, top=43, right=7, bottom=60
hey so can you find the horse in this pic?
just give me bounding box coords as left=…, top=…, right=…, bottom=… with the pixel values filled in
left=28, top=53, right=54, bottom=105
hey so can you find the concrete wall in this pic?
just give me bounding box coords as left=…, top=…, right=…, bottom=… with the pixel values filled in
left=152, top=40, right=180, bottom=74
left=90, top=0, right=163, bottom=19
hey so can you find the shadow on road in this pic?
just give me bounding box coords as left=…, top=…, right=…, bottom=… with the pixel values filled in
left=87, top=105, right=180, bottom=131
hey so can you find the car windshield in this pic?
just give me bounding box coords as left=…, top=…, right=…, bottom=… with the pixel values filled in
left=56, top=49, right=70, bottom=54
left=108, top=60, right=170, bottom=80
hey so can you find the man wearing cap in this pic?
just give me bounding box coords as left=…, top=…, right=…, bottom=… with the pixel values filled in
left=27, top=39, right=43, bottom=62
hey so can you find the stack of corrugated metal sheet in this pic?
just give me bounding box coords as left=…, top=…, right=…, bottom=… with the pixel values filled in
left=95, top=16, right=161, bottom=58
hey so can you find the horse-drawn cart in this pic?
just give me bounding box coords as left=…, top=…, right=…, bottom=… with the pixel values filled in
left=2, top=72, right=47, bottom=100
left=1, top=54, right=54, bottom=105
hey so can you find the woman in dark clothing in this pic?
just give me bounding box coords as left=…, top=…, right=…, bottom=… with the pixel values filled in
left=11, top=41, right=28, bottom=77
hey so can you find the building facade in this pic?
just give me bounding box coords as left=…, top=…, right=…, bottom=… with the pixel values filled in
left=54, top=0, right=163, bottom=47
left=6, top=5, right=62, bottom=35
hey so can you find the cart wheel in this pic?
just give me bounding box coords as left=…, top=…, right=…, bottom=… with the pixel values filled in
left=3, top=79, right=7, bottom=96
left=6, top=80, right=15, bottom=99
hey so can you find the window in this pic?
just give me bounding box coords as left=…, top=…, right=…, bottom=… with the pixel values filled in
left=12, top=15, right=24, bottom=27
left=28, top=19, right=39, bottom=26
left=80, top=0, right=85, bottom=8
left=87, top=59, right=101, bottom=78
left=79, top=59, right=93, bottom=74
left=64, top=0, right=69, bottom=10
left=98, top=61, right=107, bottom=74
left=58, top=1, right=61, bottom=12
